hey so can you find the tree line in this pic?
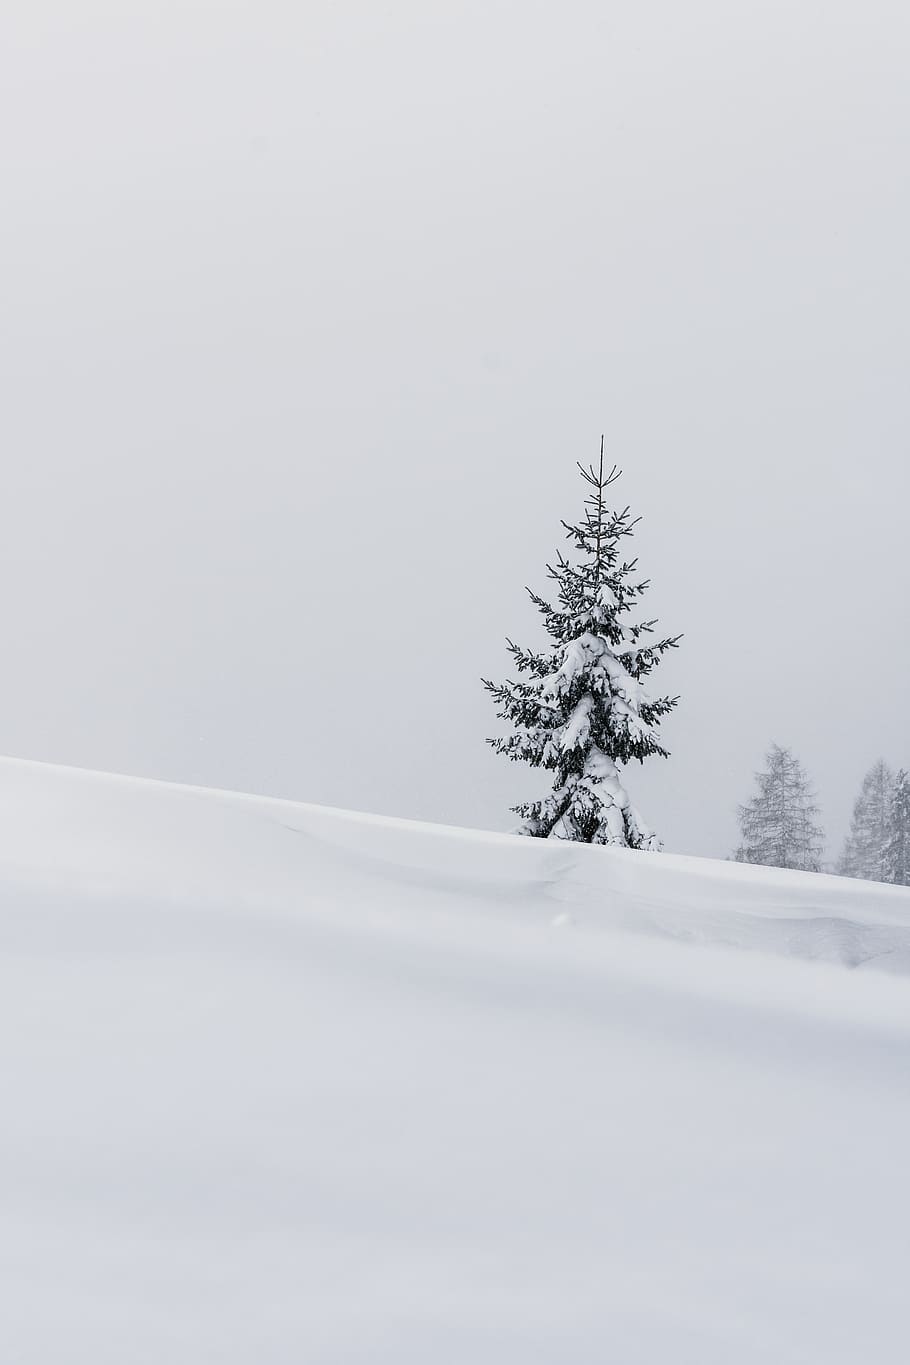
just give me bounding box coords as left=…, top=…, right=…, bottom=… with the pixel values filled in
left=733, top=746, right=910, bottom=886
left=484, top=439, right=908, bottom=889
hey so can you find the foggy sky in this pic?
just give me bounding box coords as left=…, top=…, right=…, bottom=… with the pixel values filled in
left=3, top=0, right=908, bottom=860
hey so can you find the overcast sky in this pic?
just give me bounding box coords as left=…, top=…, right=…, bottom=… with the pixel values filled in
left=2, top=0, right=908, bottom=859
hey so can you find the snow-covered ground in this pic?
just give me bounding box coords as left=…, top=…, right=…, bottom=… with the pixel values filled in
left=2, top=755, right=909, bottom=1363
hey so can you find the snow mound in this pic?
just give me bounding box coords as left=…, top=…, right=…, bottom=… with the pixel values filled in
left=1, top=756, right=909, bottom=1363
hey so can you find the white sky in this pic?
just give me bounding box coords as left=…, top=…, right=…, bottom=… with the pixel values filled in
left=2, top=0, right=908, bottom=858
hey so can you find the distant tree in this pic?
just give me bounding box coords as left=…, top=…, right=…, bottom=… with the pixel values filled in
left=483, top=440, right=679, bottom=846
left=734, top=744, right=824, bottom=872
left=838, top=760, right=895, bottom=883
left=884, top=768, right=910, bottom=887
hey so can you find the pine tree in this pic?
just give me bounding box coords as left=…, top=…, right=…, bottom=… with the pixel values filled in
left=838, top=760, right=895, bottom=883
left=483, top=441, right=679, bottom=847
left=884, top=768, right=910, bottom=887
left=734, top=744, right=825, bottom=872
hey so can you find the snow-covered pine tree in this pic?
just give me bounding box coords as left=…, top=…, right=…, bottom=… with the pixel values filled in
left=884, top=768, right=909, bottom=887
left=837, top=760, right=895, bottom=882
left=734, top=744, right=824, bottom=872
left=483, top=441, right=679, bottom=847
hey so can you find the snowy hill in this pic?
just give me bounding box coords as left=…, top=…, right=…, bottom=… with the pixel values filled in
left=2, top=756, right=909, bottom=1363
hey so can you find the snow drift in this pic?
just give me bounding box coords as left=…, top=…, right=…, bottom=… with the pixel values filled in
left=1, top=756, right=909, bottom=1363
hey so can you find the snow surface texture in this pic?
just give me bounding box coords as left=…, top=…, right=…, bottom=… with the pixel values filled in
left=2, top=755, right=910, bottom=1364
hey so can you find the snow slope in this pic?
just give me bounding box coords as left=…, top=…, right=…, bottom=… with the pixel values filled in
left=1, top=755, right=909, bottom=1364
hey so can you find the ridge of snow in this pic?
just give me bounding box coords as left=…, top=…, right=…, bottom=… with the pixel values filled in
left=1, top=754, right=909, bottom=1363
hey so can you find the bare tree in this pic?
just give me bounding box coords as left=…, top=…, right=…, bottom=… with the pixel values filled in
left=885, top=769, right=910, bottom=887
left=838, top=760, right=895, bottom=882
left=734, top=744, right=824, bottom=872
